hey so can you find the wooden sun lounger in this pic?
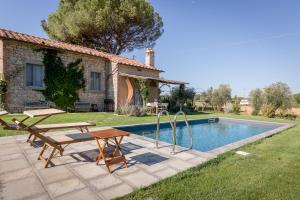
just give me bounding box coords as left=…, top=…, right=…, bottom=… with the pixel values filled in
left=0, top=110, right=18, bottom=130
left=36, top=128, right=130, bottom=170
left=0, top=108, right=66, bottom=131
left=14, top=108, right=95, bottom=144
left=26, top=122, right=95, bottom=144
left=35, top=131, right=95, bottom=168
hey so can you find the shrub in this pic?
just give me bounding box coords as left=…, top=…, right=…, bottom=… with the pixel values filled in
left=116, top=104, right=146, bottom=117
left=0, top=80, right=7, bottom=110
left=261, top=104, right=276, bottom=118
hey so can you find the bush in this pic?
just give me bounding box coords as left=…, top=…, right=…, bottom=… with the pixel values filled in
left=0, top=80, right=7, bottom=110
left=261, top=104, right=276, bottom=118
left=116, top=104, right=146, bottom=117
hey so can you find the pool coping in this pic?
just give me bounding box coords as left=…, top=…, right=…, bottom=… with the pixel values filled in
left=112, top=117, right=296, bottom=157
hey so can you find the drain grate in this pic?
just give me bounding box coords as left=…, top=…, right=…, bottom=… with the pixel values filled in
left=236, top=151, right=250, bottom=156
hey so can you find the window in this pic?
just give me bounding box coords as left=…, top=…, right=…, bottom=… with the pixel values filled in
left=26, top=63, right=44, bottom=88
left=90, top=72, right=101, bottom=91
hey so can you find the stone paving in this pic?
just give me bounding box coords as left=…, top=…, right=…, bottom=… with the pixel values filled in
left=0, top=129, right=216, bottom=200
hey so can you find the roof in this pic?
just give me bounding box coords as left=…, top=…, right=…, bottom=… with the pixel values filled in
left=119, top=72, right=188, bottom=85
left=0, top=28, right=163, bottom=72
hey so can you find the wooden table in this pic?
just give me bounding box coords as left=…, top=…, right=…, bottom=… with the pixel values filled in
left=88, top=128, right=130, bottom=173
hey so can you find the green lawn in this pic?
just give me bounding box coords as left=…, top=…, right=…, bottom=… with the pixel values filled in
left=0, top=112, right=213, bottom=137
left=1, top=112, right=299, bottom=199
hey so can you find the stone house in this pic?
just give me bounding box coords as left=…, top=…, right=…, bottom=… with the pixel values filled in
left=0, top=28, right=185, bottom=113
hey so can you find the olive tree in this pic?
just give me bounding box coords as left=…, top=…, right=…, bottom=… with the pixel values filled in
left=264, top=82, right=292, bottom=113
left=294, top=93, right=300, bottom=104
left=211, top=84, right=231, bottom=111
left=250, top=88, right=264, bottom=115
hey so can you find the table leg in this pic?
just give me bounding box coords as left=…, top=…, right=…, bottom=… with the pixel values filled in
left=113, top=136, right=128, bottom=168
left=95, top=138, right=111, bottom=172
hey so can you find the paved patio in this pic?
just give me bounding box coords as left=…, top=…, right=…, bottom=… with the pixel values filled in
left=0, top=129, right=216, bottom=200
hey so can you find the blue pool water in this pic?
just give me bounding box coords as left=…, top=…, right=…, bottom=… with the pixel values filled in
left=117, top=118, right=282, bottom=152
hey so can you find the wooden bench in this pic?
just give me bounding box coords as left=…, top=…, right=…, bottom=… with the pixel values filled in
left=24, top=101, right=49, bottom=110
left=74, top=102, right=91, bottom=112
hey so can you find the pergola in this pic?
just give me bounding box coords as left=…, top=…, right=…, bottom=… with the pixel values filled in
left=119, top=72, right=188, bottom=105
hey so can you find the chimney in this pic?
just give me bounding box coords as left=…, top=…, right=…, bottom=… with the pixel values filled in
left=145, top=48, right=154, bottom=67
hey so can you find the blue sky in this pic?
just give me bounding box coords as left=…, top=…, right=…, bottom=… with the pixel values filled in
left=0, top=0, right=299, bottom=96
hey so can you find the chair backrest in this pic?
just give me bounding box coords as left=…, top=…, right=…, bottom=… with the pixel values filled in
left=29, top=129, right=62, bottom=150
left=24, top=101, right=49, bottom=110
left=74, top=102, right=91, bottom=112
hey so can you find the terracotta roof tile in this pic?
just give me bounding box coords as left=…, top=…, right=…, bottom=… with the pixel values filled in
left=0, top=28, right=163, bottom=72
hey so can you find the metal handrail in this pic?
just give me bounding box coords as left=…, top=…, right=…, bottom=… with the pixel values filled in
left=172, top=110, right=193, bottom=154
left=156, top=110, right=174, bottom=148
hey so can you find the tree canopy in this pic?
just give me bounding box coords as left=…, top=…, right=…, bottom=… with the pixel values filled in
left=294, top=93, right=300, bottom=104
left=249, top=82, right=293, bottom=117
left=42, top=0, right=164, bottom=55
left=211, top=84, right=231, bottom=111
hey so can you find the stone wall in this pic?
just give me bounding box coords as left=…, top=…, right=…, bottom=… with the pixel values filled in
left=1, top=40, right=161, bottom=113
left=0, top=39, right=4, bottom=78
left=2, top=40, right=107, bottom=113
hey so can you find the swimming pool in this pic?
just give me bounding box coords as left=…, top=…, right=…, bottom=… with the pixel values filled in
left=116, top=118, right=288, bottom=152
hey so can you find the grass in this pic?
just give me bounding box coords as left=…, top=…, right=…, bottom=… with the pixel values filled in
left=0, top=111, right=213, bottom=137
left=1, top=112, right=299, bottom=199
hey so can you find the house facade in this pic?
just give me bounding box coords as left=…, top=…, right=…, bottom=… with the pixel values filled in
left=0, top=28, right=185, bottom=113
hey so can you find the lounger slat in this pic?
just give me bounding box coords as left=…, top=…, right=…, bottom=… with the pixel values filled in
left=24, top=108, right=65, bottom=117
left=46, top=133, right=94, bottom=145
left=31, top=122, right=95, bottom=130
left=0, top=111, right=8, bottom=116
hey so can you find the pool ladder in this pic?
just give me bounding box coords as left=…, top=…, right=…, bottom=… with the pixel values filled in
left=156, top=110, right=193, bottom=154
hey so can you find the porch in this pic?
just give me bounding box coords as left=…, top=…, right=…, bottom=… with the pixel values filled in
left=117, top=73, right=187, bottom=110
